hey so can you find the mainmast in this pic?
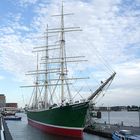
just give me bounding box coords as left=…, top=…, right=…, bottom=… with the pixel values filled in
left=48, top=2, right=86, bottom=105
left=57, top=2, right=85, bottom=104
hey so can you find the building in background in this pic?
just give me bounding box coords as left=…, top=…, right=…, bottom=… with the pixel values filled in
left=0, top=94, right=18, bottom=108
left=0, top=94, right=6, bottom=108
left=6, top=103, right=18, bottom=108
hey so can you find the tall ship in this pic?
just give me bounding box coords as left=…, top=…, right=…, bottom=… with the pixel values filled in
left=22, top=2, right=116, bottom=138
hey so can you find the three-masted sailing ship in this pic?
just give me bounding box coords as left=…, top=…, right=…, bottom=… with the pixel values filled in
left=22, top=3, right=116, bottom=138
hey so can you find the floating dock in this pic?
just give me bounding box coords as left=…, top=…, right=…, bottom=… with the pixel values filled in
left=84, top=123, right=140, bottom=138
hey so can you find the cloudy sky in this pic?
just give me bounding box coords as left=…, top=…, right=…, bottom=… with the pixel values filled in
left=0, top=0, right=140, bottom=107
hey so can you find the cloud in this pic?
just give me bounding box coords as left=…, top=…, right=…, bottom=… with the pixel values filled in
left=113, top=59, right=140, bottom=88
left=0, top=75, right=5, bottom=80
left=18, top=0, right=39, bottom=7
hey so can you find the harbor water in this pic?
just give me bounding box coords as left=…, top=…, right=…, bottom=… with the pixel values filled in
left=96, top=111, right=140, bottom=127
left=6, top=111, right=140, bottom=140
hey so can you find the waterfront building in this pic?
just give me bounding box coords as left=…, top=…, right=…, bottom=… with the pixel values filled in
left=6, top=103, right=18, bottom=108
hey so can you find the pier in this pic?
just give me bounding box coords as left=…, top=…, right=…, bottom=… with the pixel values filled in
left=0, top=115, right=13, bottom=140
left=84, top=123, right=140, bottom=138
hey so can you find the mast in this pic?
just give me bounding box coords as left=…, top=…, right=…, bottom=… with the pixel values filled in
left=58, top=2, right=84, bottom=104
left=60, top=2, right=65, bottom=104
left=39, top=2, right=86, bottom=105
left=58, top=2, right=83, bottom=104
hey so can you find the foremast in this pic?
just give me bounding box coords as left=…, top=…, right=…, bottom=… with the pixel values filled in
left=51, top=2, right=85, bottom=105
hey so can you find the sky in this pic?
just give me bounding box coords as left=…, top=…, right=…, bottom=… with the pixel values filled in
left=0, top=0, right=140, bottom=108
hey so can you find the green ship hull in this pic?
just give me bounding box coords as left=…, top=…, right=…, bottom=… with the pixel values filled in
left=27, top=101, right=89, bottom=138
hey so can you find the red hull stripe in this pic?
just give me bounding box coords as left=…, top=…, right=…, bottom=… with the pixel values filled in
left=28, top=118, right=83, bottom=138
